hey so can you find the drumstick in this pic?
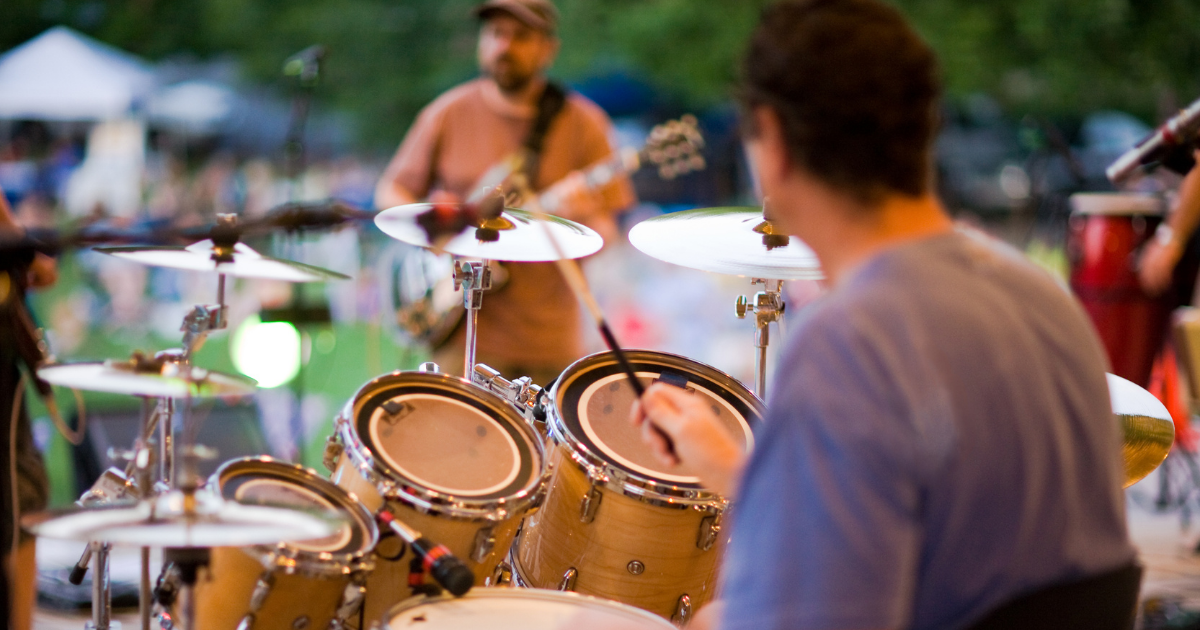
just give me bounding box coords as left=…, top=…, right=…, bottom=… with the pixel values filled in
left=509, top=173, right=678, bottom=462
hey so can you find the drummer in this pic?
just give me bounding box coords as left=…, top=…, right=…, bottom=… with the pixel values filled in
left=630, top=1, right=1137, bottom=629
left=373, top=0, right=635, bottom=386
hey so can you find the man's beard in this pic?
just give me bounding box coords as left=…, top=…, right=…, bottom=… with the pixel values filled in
left=486, top=58, right=535, bottom=94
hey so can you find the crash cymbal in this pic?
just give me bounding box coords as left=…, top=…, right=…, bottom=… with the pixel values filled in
left=628, top=207, right=822, bottom=280
left=23, top=489, right=339, bottom=547
left=95, top=239, right=350, bottom=282
left=1108, top=372, right=1175, bottom=488
left=375, top=203, right=603, bottom=262
left=39, top=353, right=257, bottom=397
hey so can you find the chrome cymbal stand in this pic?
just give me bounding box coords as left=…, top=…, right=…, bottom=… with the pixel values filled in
left=455, top=260, right=492, bottom=378
left=735, top=278, right=785, bottom=399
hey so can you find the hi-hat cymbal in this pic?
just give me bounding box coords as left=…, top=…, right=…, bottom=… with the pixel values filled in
left=23, top=489, right=339, bottom=547
left=39, top=354, right=257, bottom=398
left=95, top=239, right=350, bottom=282
left=628, top=207, right=822, bottom=280
left=375, top=203, right=603, bottom=262
left=1108, top=372, right=1175, bottom=488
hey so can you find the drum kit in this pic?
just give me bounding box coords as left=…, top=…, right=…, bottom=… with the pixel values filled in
left=17, top=183, right=1180, bottom=630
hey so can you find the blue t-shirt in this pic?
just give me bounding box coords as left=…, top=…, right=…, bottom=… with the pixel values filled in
left=721, top=231, right=1135, bottom=630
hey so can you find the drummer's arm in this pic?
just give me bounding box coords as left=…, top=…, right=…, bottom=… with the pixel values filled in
left=630, top=383, right=747, bottom=499
left=1139, top=149, right=1200, bottom=295
left=0, top=185, right=57, bottom=289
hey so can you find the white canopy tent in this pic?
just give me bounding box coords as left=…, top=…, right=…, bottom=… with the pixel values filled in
left=0, top=26, right=155, bottom=121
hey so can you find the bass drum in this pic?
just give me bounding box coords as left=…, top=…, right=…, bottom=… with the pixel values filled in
left=192, top=457, right=378, bottom=630
left=326, top=370, right=547, bottom=625
left=513, top=350, right=762, bottom=623
left=383, top=589, right=675, bottom=630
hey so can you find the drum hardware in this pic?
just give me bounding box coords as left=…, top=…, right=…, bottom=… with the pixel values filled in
left=735, top=279, right=785, bottom=398
left=558, top=567, right=578, bottom=591
left=417, top=361, right=440, bottom=373
left=672, top=595, right=693, bottom=625
left=697, top=513, right=721, bottom=551
left=579, top=486, right=603, bottom=523
left=486, top=560, right=513, bottom=587
left=626, top=561, right=645, bottom=575
left=471, top=363, right=543, bottom=420
left=454, top=260, right=492, bottom=377
left=471, top=525, right=497, bottom=563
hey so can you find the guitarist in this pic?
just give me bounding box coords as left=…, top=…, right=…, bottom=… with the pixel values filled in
left=374, top=0, right=635, bottom=386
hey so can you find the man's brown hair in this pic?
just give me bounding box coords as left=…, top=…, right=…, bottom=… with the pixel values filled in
left=740, top=0, right=941, bottom=204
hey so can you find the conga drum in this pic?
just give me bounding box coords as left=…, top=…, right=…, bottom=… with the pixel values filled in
left=1068, top=192, right=1171, bottom=387
left=513, top=350, right=762, bottom=623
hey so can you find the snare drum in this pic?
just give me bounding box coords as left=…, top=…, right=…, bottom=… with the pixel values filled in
left=326, top=371, right=547, bottom=624
left=513, top=350, right=762, bottom=623
left=192, top=457, right=378, bottom=630
left=383, top=589, right=675, bottom=630
left=1068, top=192, right=1170, bottom=386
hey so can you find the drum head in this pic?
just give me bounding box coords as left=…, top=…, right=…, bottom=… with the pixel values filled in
left=385, top=590, right=674, bottom=629
left=353, top=373, right=541, bottom=501
left=554, top=351, right=760, bottom=488
left=216, top=458, right=375, bottom=555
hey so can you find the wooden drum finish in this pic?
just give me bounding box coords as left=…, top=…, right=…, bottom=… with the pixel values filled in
left=192, top=457, right=378, bottom=630
left=326, top=371, right=547, bottom=625
left=513, top=351, right=762, bottom=623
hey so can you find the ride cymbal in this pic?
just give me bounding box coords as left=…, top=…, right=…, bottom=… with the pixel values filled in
left=628, top=207, right=822, bottom=280
left=95, top=240, right=350, bottom=282
left=375, top=203, right=603, bottom=262
left=1108, top=372, right=1175, bottom=488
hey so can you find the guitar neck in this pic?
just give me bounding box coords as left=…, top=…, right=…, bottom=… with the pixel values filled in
left=538, top=147, right=642, bottom=211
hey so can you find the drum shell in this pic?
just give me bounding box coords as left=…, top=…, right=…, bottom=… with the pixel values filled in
left=191, top=547, right=351, bottom=630
left=328, top=370, right=549, bottom=625
left=514, top=443, right=726, bottom=619
left=1068, top=203, right=1171, bottom=387
left=332, top=450, right=528, bottom=624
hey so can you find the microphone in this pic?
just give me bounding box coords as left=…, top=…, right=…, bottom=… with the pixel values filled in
left=377, top=510, right=474, bottom=597
left=1108, top=97, right=1200, bottom=184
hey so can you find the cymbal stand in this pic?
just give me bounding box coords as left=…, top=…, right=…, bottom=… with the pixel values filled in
left=454, top=261, right=491, bottom=377
left=735, top=279, right=785, bottom=399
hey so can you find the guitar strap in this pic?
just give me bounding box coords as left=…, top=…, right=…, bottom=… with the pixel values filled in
left=521, top=80, right=568, bottom=187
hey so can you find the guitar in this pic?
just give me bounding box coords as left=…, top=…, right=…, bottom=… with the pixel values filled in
left=380, top=116, right=707, bottom=349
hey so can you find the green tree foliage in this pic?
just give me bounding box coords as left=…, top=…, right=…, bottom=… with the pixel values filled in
left=3, top=0, right=1200, bottom=147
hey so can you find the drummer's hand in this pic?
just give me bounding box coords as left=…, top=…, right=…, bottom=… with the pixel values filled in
left=631, top=383, right=747, bottom=499
left=1138, top=236, right=1182, bottom=296
left=428, top=190, right=461, bottom=205
left=544, top=171, right=602, bottom=221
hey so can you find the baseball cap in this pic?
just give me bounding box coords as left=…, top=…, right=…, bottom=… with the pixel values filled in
left=473, top=0, right=559, bottom=34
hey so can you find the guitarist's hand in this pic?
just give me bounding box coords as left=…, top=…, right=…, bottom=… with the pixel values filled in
left=543, top=171, right=602, bottom=222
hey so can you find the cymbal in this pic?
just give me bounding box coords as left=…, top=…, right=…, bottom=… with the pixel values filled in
left=39, top=355, right=257, bottom=398
left=1108, top=372, right=1175, bottom=488
left=95, top=239, right=351, bottom=282
left=23, top=489, right=340, bottom=547
left=375, top=203, right=603, bottom=262
left=628, top=207, right=822, bottom=280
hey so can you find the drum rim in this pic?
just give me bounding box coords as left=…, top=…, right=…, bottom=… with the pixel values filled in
left=336, top=370, right=547, bottom=519
left=1069, top=191, right=1166, bottom=216
left=547, top=349, right=762, bottom=504
left=382, top=588, right=675, bottom=629
left=211, top=456, right=378, bottom=576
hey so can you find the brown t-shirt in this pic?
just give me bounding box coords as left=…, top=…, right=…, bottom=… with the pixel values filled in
left=379, top=78, right=635, bottom=371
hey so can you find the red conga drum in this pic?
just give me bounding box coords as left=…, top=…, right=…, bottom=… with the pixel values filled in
left=1068, top=192, right=1171, bottom=387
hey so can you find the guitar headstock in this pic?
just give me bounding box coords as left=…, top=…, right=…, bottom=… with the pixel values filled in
left=643, top=115, right=706, bottom=180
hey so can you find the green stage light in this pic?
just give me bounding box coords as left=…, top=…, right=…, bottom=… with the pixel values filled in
left=232, top=314, right=301, bottom=388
